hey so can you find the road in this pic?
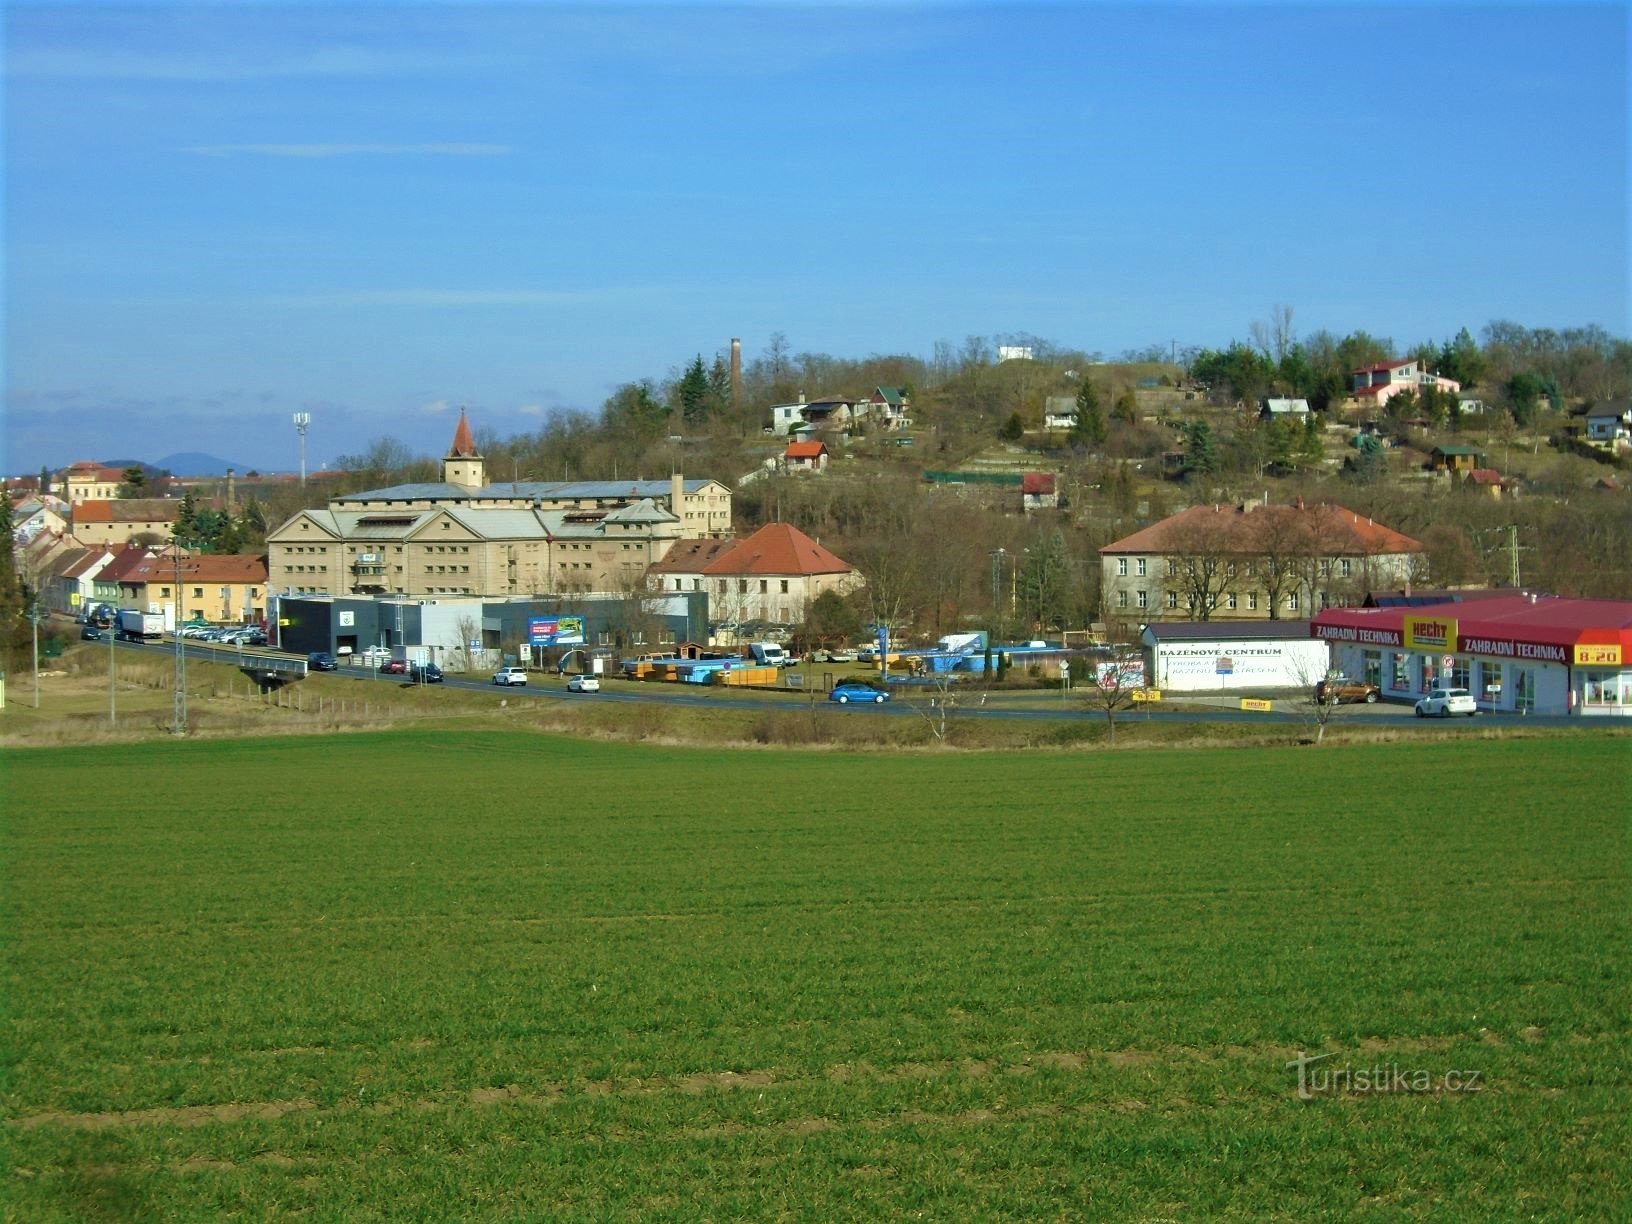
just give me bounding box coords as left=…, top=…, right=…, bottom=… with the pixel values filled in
left=95, top=635, right=1591, bottom=731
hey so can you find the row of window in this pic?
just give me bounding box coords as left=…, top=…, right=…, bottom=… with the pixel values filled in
left=1118, top=589, right=1303, bottom=612
left=1116, top=556, right=1354, bottom=579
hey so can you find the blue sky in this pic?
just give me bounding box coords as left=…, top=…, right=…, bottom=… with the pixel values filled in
left=4, top=2, right=1627, bottom=473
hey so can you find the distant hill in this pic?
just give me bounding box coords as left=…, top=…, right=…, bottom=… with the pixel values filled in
left=154, top=452, right=246, bottom=477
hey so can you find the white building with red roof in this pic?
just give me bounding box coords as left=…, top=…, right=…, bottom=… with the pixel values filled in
left=696, top=523, right=862, bottom=633
left=1313, top=594, right=1632, bottom=716
left=1349, top=359, right=1461, bottom=411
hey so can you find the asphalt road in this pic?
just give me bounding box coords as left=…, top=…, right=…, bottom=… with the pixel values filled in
left=94, top=635, right=1590, bottom=731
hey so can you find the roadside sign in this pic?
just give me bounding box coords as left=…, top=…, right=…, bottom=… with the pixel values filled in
left=1240, top=697, right=1273, bottom=712
left=1131, top=689, right=1161, bottom=703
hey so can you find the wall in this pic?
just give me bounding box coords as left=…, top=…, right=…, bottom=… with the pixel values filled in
left=1150, top=638, right=1331, bottom=691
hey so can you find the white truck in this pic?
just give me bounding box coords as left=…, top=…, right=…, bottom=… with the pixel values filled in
left=116, top=610, right=165, bottom=641
left=747, top=642, right=791, bottom=668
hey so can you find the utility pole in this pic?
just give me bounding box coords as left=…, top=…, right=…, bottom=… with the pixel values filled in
left=171, top=545, right=188, bottom=735
left=28, top=603, right=42, bottom=708
left=109, top=615, right=116, bottom=726
left=293, top=412, right=311, bottom=487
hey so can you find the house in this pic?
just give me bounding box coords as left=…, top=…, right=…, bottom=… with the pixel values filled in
left=1099, top=501, right=1425, bottom=621
left=1021, top=472, right=1059, bottom=511
left=116, top=551, right=270, bottom=625
left=1043, top=397, right=1078, bottom=431
left=11, top=499, right=68, bottom=545
left=1429, top=445, right=1484, bottom=474
left=699, top=522, right=864, bottom=633
left=997, top=345, right=1034, bottom=362
left=863, top=386, right=912, bottom=431
left=1456, top=393, right=1486, bottom=416
left=783, top=440, right=829, bottom=473
left=61, top=462, right=127, bottom=503
left=1584, top=401, right=1632, bottom=448
left=70, top=498, right=183, bottom=548
left=1260, top=397, right=1311, bottom=419
left=1349, top=360, right=1460, bottom=411
left=50, top=546, right=116, bottom=616
left=92, top=545, right=155, bottom=611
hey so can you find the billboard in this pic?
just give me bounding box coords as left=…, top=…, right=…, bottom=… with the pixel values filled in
left=528, top=615, right=584, bottom=646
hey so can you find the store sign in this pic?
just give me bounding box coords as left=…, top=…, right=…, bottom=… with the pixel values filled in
left=1315, top=622, right=1401, bottom=646
left=1403, top=615, right=1457, bottom=652
left=528, top=615, right=585, bottom=646
left=1460, top=635, right=1569, bottom=664
left=1575, top=643, right=1623, bottom=666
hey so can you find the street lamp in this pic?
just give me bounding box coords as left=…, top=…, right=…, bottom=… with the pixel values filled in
left=28, top=602, right=42, bottom=708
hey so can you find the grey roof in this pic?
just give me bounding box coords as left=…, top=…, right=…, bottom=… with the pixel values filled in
left=603, top=498, right=678, bottom=525
left=1142, top=619, right=1315, bottom=643
left=443, top=507, right=553, bottom=538
left=335, top=477, right=724, bottom=503
left=334, top=482, right=475, bottom=501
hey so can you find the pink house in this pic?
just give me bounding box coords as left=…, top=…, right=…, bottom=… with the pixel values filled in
left=1350, top=359, right=1461, bottom=410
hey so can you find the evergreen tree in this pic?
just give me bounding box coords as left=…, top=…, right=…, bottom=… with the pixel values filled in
left=1072, top=380, right=1106, bottom=447
left=1183, top=420, right=1218, bottom=477
left=37, top=465, right=50, bottom=495
left=1112, top=389, right=1139, bottom=425
left=1297, top=413, right=1325, bottom=463
left=707, top=354, right=733, bottom=417
left=173, top=491, right=202, bottom=548
left=117, top=465, right=148, bottom=498
left=0, top=497, right=30, bottom=669
left=999, top=411, right=1025, bottom=441
left=676, top=355, right=711, bottom=424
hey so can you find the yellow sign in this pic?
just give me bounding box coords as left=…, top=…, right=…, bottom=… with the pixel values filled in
left=1404, top=614, right=1458, bottom=653
left=69, top=592, right=81, bottom=606
left=1131, top=689, right=1161, bottom=703
left=1575, top=644, right=1623, bottom=666
left=278, top=618, right=292, bottom=626
left=1239, top=698, right=1274, bottom=712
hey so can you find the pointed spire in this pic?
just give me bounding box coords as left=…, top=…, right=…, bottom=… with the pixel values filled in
left=448, top=407, right=479, bottom=458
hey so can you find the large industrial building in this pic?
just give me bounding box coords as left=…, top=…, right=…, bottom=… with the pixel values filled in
left=267, top=412, right=732, bottom=599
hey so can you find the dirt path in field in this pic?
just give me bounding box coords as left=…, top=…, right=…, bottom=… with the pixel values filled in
left=7, top=1032, right=1524, bottom=1134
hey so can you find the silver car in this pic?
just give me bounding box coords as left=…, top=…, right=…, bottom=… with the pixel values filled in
left=1415, top=687, right=1477, bottom=717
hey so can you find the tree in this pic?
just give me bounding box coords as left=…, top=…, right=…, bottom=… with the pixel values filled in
left=1182, top=420, right=1218, bottom=477
left=999, top=412, right=1025, bottom=441
left=1504, top=371, right=1545, bottom=425
left=0, top=495, right=30, bottom=672
left=675, top=355, right=711, bottom=424
left=1072, top=380, right=1106, bottom=447
left=1437, top=327, right=1486, bottom=388
left=1080, top=648, right=1144, bottom=743
left=1112, top=389, right=1139, bottom=425
left=1015, top=531, right=1072, bottom=629
left=801, top=588, right=862, bottom=648
left=1250, top=304, right=1296, bottom=363
left=1296, top=414, right=1325, bottom=464
left=1163, top=516, right=1235, bottom=621
left=117, top=465, right=148, bottom=498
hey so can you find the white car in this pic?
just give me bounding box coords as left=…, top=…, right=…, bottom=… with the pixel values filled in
left=1415, top=687, right=1477, bottom=717
left=565, top=675, right=600, bottom=693
left=492, top=666, right=528, bottom=686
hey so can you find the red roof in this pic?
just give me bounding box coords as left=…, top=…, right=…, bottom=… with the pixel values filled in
left=96, top=546, right=156, bottom=583
left=448, top=409, right=479, bottom=458
left=648, top=538, right=738, bottom=573
left=1314, top=596, right=1632, bottom=655
left=126, top=553, right=269, bottom=585
left=1101, top=502, right=1423, bottom=557
left=71, top=498, right=181, bottom=524
left=785, top=441, right=828, bottom=459
left=701, top=523, right=855, bottom=577
left=1468, top=469, right=1502, bottom=484
left=1021, top=472, right=1056, bottom=495
left=61, top=548, right=113, bottom=579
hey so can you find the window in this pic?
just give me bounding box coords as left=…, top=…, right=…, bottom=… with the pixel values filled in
left=1117, top=591, right=1128, bottom=609
left=738, top=579, right=748, bottom=593
left=1247, top=593, right=1258, bottom=611
left=1136, top=557, right=1147, bottom=577
left=1226, top=592, right=1237, bottom=610
left=192, top=587, right=203, bottom=599
left=1339, top=558, right=1352, bottom=578
left=1117, top=558, right=1128, bottom=576
left=1391, top=652, right=1410, bottom=691
left=780, top=580, right=789, bottom=593
left=1166, top=591, right=1179, bottom=609
left=1319, top=559, right=1332, bottom=577
left=1166, top=559, right=1178, bottom=578
left=759, top=580, right=768, bottom=593
left=1362, top=650, right=1382, bottom=688
left=1136, top=590, right=1148, bottom=609
left=1287, top=592, right=1299, bottom=611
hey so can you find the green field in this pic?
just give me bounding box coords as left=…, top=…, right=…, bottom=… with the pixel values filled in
left=5, top=733, right=1628, bottom=1218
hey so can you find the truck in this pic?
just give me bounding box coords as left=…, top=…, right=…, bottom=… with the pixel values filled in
left=116, top=610, right=165, bottom=641
left=746, top=641, right=790, bottom=668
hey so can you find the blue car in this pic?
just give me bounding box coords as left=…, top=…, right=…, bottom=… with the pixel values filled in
left=829, top=681, right=889, bottom=705
left=307, top=651, right=337, bottom=671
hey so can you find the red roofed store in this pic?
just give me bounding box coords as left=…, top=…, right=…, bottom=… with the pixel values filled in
left=1312, top=595, right=1632, bottom=717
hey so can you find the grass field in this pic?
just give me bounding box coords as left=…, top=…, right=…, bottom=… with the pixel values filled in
left=4, top=732, right=1628, bottom=1218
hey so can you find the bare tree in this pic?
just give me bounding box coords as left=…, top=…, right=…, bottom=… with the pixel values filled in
left=1288, top=651, right=1344, bottom=745
left=1249, top=305, right=1296, bottom=364
left=454, top=614, right=482, bottom=673
left=1163, top=516, right=1237, bottom=621
left=1081, top=649, right=1146, bottom=743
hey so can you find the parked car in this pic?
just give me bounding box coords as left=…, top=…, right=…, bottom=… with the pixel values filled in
left=360, top=646, right=392, bottom=667
left=80, top=624, right=105, bottom=641
left=566, top=675, right=600, bottom=693
left=1314, top=676, right=1381, bottom=704
left=825, top=648, right=857, bottom=663
left=307, top=651, right=337, bottom=671
left=409, top=662, right=443, bottom=684
left=1415, top=687, right=1477, bottom=718
left=492, top=666, right=528, bottom=686
left=829, top=680, right=889, bottom=705
left=855, top=646, right=878, bottom=663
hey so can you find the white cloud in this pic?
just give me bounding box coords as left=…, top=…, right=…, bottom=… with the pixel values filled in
left=515, top=404, right=547, bottom=417
left=250, top=287, right=664, bottom=309
left=418, top=400, right=454, bottom=416
left=183, top=143, right=512, bottom=158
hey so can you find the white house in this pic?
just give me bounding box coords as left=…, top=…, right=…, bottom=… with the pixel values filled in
left=1585, top=402, right=1632, bottom=447
left=1043, top=397, right=1078, bottom=431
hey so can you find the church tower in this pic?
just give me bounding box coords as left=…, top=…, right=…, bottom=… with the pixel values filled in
left=441, top=408, right=486, bottom=489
